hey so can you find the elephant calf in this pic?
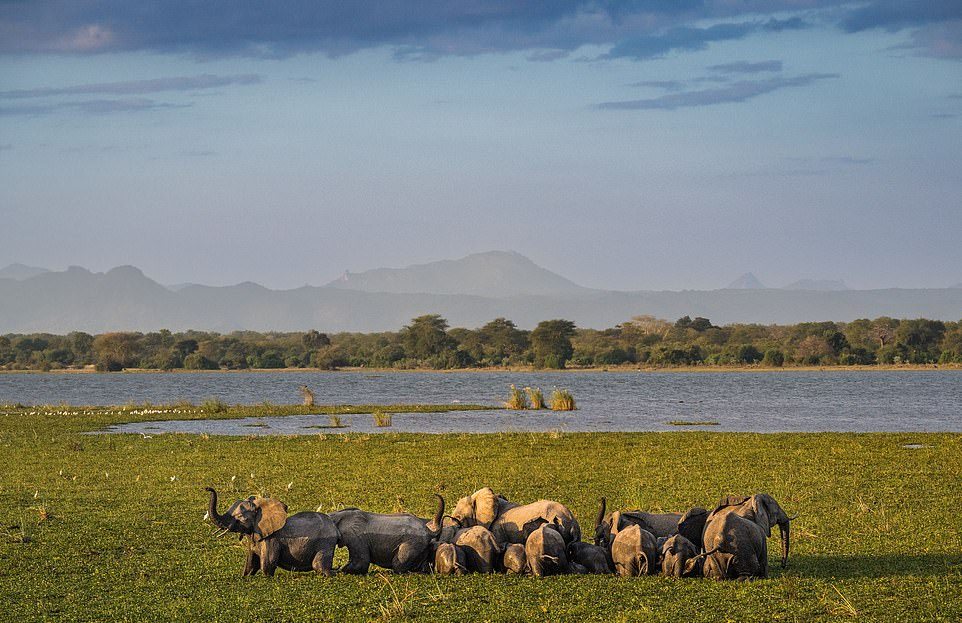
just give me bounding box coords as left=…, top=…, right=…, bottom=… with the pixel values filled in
left=610, top=524, right=660, bottom=576
left=433, top=543, right=467, bottom=576
left=525, top=523, right=568, bottom=577
left=451, top=487, right=581, bottom=545
left=567, top=541, right=612, bottom=574
left=502, top=543, right=526, bottom=574
left=330, top=494, right=444, bottom=574
left=206, top=488, right=337, bottom=577
left=454, top=525, right=502, bottom=573
left=660, top=534, right=715, bottom=578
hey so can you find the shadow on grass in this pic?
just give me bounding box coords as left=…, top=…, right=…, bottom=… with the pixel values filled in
left=785, top=553, right=962, bottom=579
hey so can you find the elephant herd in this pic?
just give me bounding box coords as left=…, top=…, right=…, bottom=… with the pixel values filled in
left=205, top=486, right=795, bottom=581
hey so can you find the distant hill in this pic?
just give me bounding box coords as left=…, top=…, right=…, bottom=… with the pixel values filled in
left=0, top=263, right=49, bottom=281
left=726, top=273, right=767, bottom=289
left=3, top=257, right=962, bottom=333
left=327, top=250, right=592, bottom=298
left=783, top=279, right=850, bottom=291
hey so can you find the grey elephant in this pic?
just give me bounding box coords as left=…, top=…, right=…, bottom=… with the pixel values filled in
left=330, top=494, right=444, bottom=574
left=610, top=524, right=660, bottom=576
left=433, top=542, right=467, bottom=575
left=566, top=541, right=612, bottom=574
left=502, top=543, right=526, bottom=574
left=206, top=488, right=338, bottom=577
left=708, top=494, right=795, bottom=568
left=451, top=487, right=581, bottom=545
left=676, top=506, right=709, bottom=551
left=568, top=561, right=588, bottom=574
left=525, top=522, right=569, bottom=577
left=702, top=511, right=768, bottom=580
left=660, top=534, right=716, bottom=578
left=593, top=498, right=683, bottom=548
left=453, top=524, right=502, bottom=573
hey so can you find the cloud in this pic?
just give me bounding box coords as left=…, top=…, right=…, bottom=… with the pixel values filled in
left=600, top=19, right=806, bottom=61
left=597, top=73, right=838, bottom=110
left=0, top=98, right=189, bottom=117
left=707, top=60, right=782, bottom=73
left=629, top=80, right=687, bottom=91
left=841, top=2, right=962, bottom=60
left=0, top=74, right=262, bottom=100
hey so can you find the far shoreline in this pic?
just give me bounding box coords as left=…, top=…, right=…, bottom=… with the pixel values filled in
left=1, top=363, right=960, bottom=375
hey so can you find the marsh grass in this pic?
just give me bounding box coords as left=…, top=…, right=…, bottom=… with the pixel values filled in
left=373, top=410, right=393, bottom=427
left=1, top=403, right=960, bottom=622
left=201, top=397, right=228, bottom=413
left=525, top=387, right=546, bottom=410
left=505, top=385, right=529, bottom=410
left=667, top=420, right=720, bottom=426
left=549, top=389, right=576, bottom=411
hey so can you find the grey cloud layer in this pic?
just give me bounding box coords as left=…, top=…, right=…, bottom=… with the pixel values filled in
left=1, top=1, right=958, bottom=60
left=0, top=74, right=261, bottom=100
left=0, top=98, right=190, bottom=117
left=598, top=73, right=838, bottom=110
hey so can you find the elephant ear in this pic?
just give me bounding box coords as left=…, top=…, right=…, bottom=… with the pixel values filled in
left=253, top=497, right=288, bottom=541
left=677, top=507, right=708, bottom=548
left=750, top=495, right=773, bottom=537
left=472, top=487, right=499, bottom=528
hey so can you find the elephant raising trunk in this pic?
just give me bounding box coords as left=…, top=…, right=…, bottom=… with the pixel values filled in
left=428, top=494, right=445, bottom=540
left=206, top=487, right=235, bottom=532
left=595, top=497, right=606, bottom=531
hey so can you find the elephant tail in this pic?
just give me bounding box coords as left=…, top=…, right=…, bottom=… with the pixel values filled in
left=428, top=494, right=445, bottom=539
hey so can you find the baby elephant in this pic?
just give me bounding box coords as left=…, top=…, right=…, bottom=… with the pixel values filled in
left=454, top=525, right=502, bottom=573
left=567, top=541, right=612, bottom=574
left=502, top=543, right=527, bottom=574
left=525, top=523, right=568, bottom=577
left=611, top=524, right=660, bottom=576
left=433, top=543, right=467, bottom=576
left=660, top=534, right=716, bottom=578
left=206, top=488, right=338, bottom=577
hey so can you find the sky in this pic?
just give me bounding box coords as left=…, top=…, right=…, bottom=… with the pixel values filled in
left=1, top=1, right=961, bottom=292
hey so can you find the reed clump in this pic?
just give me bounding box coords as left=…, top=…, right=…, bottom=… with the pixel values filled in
left=372, top=410, right=393, bottom=427
left=525, top=387, right=546, bottom=410
left=300, top=385, right=315, bottom=407
left=549, top=389, right=576, bottom=411
left=505, top=385, right=530, bottom=410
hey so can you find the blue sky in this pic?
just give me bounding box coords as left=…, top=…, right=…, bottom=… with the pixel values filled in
left=1, top=1, right=960, bottom=291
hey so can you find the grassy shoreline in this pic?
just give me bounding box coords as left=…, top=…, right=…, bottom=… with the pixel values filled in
left=2, top=363, right=960, bottom=374
left=3, top=404, right=961, bottom=621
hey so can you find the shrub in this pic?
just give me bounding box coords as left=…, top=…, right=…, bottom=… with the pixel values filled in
left=762, top=349, right=785, bottom=367
left=549, top=389, right=576, bottom=411
left=183, top=353, right=218, bottom=370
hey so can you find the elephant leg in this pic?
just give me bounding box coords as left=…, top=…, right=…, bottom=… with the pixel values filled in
left=243, top=550, right=260, bottom=577
left=260, top=543, right=280, bottom=577
left=391, top=541, right=426, bottom=573
left=340, top=542, right=371, bottom=575
left=312, top=541, right=336, bottom=577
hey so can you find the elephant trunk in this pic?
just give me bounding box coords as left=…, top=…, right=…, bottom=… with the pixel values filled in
left=205, top=487, right=232, bottom=531
left=429, top=494, right=445, bottom=539
left=595, top=497, right=606, bottom=530
left=779, top=520, right=790, bottom=568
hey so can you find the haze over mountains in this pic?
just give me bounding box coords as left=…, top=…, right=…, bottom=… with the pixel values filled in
left=1, top=251, right=960, bottom=333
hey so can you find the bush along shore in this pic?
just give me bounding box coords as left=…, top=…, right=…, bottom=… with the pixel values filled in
left=2, top=314, right=961, bottom=372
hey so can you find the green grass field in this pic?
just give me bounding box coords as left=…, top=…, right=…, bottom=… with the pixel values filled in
left=2, top=404, right=960, bottom=622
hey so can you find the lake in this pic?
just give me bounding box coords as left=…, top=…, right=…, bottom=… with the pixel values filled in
left=3, top=370, right=961, bottom=434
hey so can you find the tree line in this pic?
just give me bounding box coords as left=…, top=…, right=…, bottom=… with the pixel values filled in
left=1, top=314, right=960, bottom=372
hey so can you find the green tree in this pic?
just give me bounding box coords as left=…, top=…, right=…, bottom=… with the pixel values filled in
left=401, top=315, right=456, bottom=361
left=478, top=318, right=528, bottom=363
left=302, top=330, right=331, bottom=350
left=530, top=319, right=576, bottom=369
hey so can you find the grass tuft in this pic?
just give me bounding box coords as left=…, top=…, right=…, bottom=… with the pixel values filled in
left=372, top=410, right=393, bottom=427
left=200, top=397, right=228, bottom=413
left=525, top=387, right=546, bottom=410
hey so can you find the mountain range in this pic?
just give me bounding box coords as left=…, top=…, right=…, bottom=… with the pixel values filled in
left=1, top=252, right=960, bottom=333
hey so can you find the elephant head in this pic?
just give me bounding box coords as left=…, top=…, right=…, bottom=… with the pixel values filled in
left=749, top=494, right=795, bottom=568
left=451, top=487, right=501, bottom=529
left=206, top=487, right=288, bottom=542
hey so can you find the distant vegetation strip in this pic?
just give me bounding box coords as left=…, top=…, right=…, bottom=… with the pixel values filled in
left=2, top=313, right=961, bottom=372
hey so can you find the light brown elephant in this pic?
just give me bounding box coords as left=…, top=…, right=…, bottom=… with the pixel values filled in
left=502, top=543, right=526, bottom=574
left=702, top=512, right=767, bottom=580
left=206, top=488, right=338, bottom=577
left=610, top=524, right=660, bottom=576
left=450, top=487, right=581, bottom=545
left=707, top=494, right=796, bottom=568
left=433, top=542, right=467, bottom=575
left=524, top=523, right=568, bottom=577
